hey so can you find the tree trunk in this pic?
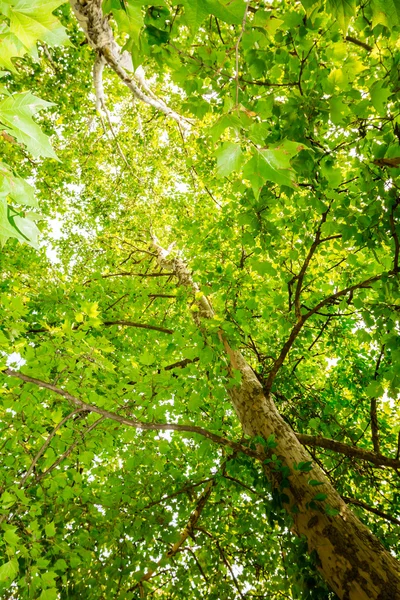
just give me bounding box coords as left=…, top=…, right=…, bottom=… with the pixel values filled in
left=152, top=237, right=400, bottom=600
left=226, top=346, right=400, bottom=600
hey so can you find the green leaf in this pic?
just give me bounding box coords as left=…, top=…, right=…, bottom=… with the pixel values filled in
left=0, top=32, right=26, bottom=71
left=326, top=0, right=356, bottom=32
left=0, top=491, right=16, bottom=508
left=113, top=2, right=144, bottom=45
left=325, top=505, right=340, bottom=516
left=313, top=492, right=328, bottom=501
left=266, top=434, right=278, bottom=448
left=296, top=461, right=313, bottom=472
left=53, top=559, right=68, bottom=572
left=0, top=92, right=57, bottom=159
left=39, top=589, right=58, bottom=600
left=365, top=380, right=384, bottom=398
left=204, top=0, right=245, bottom=24
left=370, top=0, right=400, bottom=28
left=139, top=351, right=155, bottom=366
left=308, top=417, right=320, bottom=430
left=0, top=198, right=40, bottom=248
left=370, top=81, right=391, bottom=114
left=3, top=527, right=19, bottom=547
left=44, top=521, right=56, bottom=537
left=0, top=162, right=37, bottom=207
left=243, top=141, right=305, bottom=198
left=215, top=142, right=242, bottom=178
left=308, top=479, right=324, bottom=486
left=0, top=558, right=18, bottom=584
left=301, top=0, right=322, bottom=17
left=6, top=0, right=68, bottom=51
left=180, top=0, right=209, bottom=32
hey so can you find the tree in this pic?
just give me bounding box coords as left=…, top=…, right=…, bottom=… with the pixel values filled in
left=0, top=0, right=399, bottom=598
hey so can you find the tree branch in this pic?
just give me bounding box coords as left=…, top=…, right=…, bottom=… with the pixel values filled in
left=35, top=416, right=105, bottom=482
left=296, top=433, right=400, bottom=469
left=235, top=1, right=251, bottom=106
left=263, top=272, right=385, bottom=394
left=195, top=527, right=245, bottom=599
left=292, top=207, right=331, bottom=319
left=371, top=345, right=385, bottom=454
left=4, top=369, right=258, bottom=459
left=139, top=480, right=215, bottom=585
left=343, top=497, right=400, bottom=526
left=69, top=0, right=189, bottom=128
left=103, top=320, right=173, bottom=334
left=28, top=320, right=173, bottom=335
left=389, top=197, right=400, bottom=273
left=83, top=271, right=174, bottom=285
left=20, top=409, right=83, bottom=486
left=164, top=357, right=199, bottom=371
left=345, top=36, right=373, bottom=52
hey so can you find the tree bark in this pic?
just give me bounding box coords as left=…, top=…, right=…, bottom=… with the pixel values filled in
left=151, top=236, right=400, bottom=600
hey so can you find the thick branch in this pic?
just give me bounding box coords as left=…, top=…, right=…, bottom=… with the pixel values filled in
left=4, top=369, right=257, bottom=459
left=343, top=497, right=400, bottom=526
left=297, top=433, right=400, bottom=469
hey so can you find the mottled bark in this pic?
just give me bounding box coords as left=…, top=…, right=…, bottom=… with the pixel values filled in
left=151, top=237, right=400, bottom=600
left=69, top=0, right=188, bottom=127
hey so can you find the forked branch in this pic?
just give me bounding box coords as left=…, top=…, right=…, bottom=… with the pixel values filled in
left=69, top=0, right=189, bottom=128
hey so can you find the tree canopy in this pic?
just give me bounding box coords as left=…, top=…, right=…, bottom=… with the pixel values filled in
left=0, top=0, right=400, bottom=598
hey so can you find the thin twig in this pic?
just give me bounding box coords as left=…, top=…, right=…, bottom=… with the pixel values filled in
left=103, top=320, right=173, bottom=334
left=138, top=480, right=215, bottom=584
left=35, top=417, right=105, bottom=482
left=370, top=346, right=385, bottom=454
left=235, top=2, right=251, bottom=107
left=20, top=409, right=82, bottom=486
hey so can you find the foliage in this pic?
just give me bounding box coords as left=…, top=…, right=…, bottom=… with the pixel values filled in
left=0, top=0, right=399, bottom=598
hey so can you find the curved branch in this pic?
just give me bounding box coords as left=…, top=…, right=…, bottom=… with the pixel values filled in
left=3, top=369, right=257, bottom=459
left=264, top=272, right=385, bottom=394
left=69, top=0, right=189, bottom=128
